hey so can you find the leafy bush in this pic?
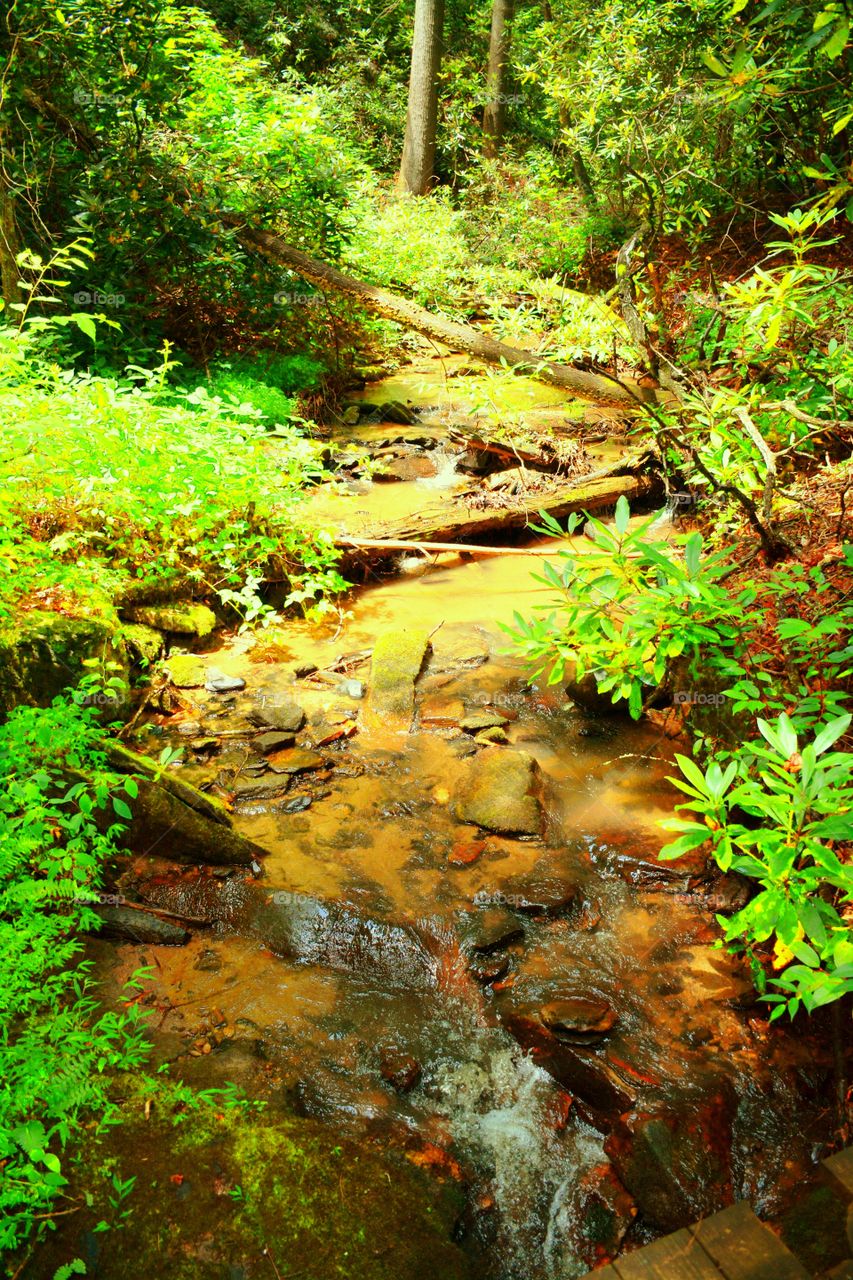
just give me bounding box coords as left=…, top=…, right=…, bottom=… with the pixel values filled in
left=505, top=496, right=755, bottom=717
left=661, top=713, right=853, bottom=1019
left=0, top=684, right=150, bottom=1252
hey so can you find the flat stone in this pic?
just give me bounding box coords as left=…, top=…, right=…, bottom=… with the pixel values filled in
left=255, top=731, right=297, bottom=755
left=266, top=748, right=326, bottom=775
left=468, top=952, right=510, bottom=985
left=453, top=749, right=542, bottom=836
left=475, top=727, right=508, bottom=745
left=421, top=696, right=466, bottom=726
left=459, top=711, right=508, bottom=732
left=249, top=695, right=306, bottom=733
left=464, top=908, right=525, bottom=955
left=129, top=602, right=217, bottom=637
left=540, top=998, right=618, bottom=1044
left=205, top=668, right=246, bottom=693
left=362, top=627, right=431, bottom=733
left=232, top=774, right=292, bottom=803
left=502, top=875, right=578, bottom=918
left=164, top=653, right=207, bottom=688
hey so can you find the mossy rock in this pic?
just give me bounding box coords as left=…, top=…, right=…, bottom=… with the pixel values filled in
left=122, top=622, right=165, bottom=666
left=24, top=1091, right=474, bottom=1280
left=453, top=748, right=542, bottom=835
left=126, top=601, right=217, bottom=637
left=0, top=609, right=129, bottom=718
left=363, top=627, right=430, bottom=731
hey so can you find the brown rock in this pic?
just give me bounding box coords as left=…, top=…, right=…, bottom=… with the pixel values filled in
left=540, top=997, right=618, bottom=1044
left=379, top=1048, right=422, bottom=1093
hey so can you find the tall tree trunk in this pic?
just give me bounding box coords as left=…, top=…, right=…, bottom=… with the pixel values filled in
left=398, top=0, right=445, bottom=195
left=0, top=126, right=22, bottom=310
left=483, top=0, right=514, bottom=159
left=231, top=219, right=658, bottom=405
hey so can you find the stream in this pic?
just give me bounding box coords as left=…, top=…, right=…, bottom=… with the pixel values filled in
left=92, top=355, right=836, bottom=1278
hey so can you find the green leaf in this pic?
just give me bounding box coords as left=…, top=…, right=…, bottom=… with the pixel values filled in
left=73, top=314, right=98, bottom=342
left=614, top=495, right=630, bottom=537
left=812, top=713, right=852, bottom=756
left=700, top=50, right=728, bottom=77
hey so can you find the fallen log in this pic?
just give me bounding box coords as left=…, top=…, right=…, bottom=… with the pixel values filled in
left=231, top=221, right=656, bottom=407
left=333, top=466, right=661, bottom=558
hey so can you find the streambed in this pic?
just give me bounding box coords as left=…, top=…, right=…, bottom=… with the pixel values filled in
left=82, top=363, right=838, bottom=1279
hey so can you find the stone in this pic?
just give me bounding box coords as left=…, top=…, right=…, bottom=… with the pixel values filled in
left=453, top=749, right=542, bottom=836
left=379, top=1048, right=422, bottom=1092
left=0, top=610, right=130, bottom=718
left=127, top=602, right=217, bottom=637
left=540, top=997, right=618, bottom=1044
left=341, top=405, right=361, bottom=425
left=498, top=1004, right=637, bottom=1116
left=122, top=622, right=164, bottom=666
left=164, top=653, right=207, bottom=688
left=362, top=627, right=431, bottom=732
left=193, top=947, right=223, bottom=972
left=283, top=794, right=313, bottom=813
left=604, top=1089, right=736, bottom=1231
left=249, top=695, right=306, bottom=733
left=459, top=711, right=508, bottom=732
left=292, top=661, right=318, bottom=679
left=380, top=399, right=417, bottom=426
left=338, top=677, right=365, bottom=699
left=266, top=748, right=326, bottom=775
left=502, top=875, right=578, bottom=918
left=205, top=668, right=246, bottom=694
left=475, top=726, right=508, bottom=745
left=448, top=839, right=485, bottom=867
left=463, top=908, right=524, bottom=954
left=421, top=696, right=466, bottom=726
left=468, top=952, right=510, bottom=985
left=255, top=730, right=297, bottom=754
left=231, top=775, right=292, bottom=804
left=375, top=454, right=437, bottom=483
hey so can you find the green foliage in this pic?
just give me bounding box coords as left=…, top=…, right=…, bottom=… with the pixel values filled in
left=660, top=713, right=853, bottom=1019
left=0, top=309, right=347, bottom=624
left=505, top=496, right=754, bottom=718
left=0, top=684, right=150, bottom=1252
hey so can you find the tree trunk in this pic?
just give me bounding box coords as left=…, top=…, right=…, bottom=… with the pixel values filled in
left=233, top=220, right=655, bottom=405
left=0, top=127, right=22, bottom=310
left=398, top=0, right=445, bottom=195
left=483, top=0, right=514, bottom=159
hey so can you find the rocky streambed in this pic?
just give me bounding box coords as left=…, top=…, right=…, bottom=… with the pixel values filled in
left=29, top=361, right=845, bottom=1280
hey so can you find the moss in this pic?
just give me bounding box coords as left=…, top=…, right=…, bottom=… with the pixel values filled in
left=23, top=1084, right=473, bottom=1280
left=126, top=601, right=217, bottom=637
left=363, top=627, right=430, bottom=729
left=0, top=608, right=129, bottom=717
left=121, top=622, right=165, bottom=666
left=779, top=1185, right=849, bottom=1274
left=453, top=748, right=542, bottom=835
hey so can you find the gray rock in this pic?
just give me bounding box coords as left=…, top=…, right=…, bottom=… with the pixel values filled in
left=232, top=775, right=292, bottom=804
left=205, top=668, right=246, bottom=694
left=255, top=730, right=297, bottom=754
left=249, top=696, right=306, bottom=733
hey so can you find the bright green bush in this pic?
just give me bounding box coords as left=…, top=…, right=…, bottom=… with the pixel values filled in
left=0, top=684, right=150, bottom=1252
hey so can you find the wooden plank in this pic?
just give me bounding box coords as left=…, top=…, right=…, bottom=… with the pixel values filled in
left=613, top=1227, right=725, bottom=1280
left=688, top=1202, right=810, bottom=1280
left=824, top=1148, right=853, bottom=1204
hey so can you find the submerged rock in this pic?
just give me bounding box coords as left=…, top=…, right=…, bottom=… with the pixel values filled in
left=255, top=730, right=297, bottom=754
left=463, top=908, right=525, bottom=955
left=266, top=747, right=326, bottom=775
left=501, top=874, right=578, bottom=918
left=362, top=627, right=431, bottom=732
left=379, top=1047, right=422, bottom=1093
left=540, top=997, right=618, bottom=1044
left=459, top=711, right=508, bottom=733
left=453, top=749, right=542, bottom=836
left=127, top=601, right=217, bottom=637
left=232, top=774, right=292, bottom=804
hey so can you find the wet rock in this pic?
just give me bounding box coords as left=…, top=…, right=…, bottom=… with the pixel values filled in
left=497, top=1004, right=637, bottom=1116
left=231, top=774, right=292, bottom=804
left=379, top=1047, right=422, bottom=1092
left=459, top=711, right=508, bottom=732
left=428, top=630, right=490, bottom=673
left=380, top=399, right=417, bottom=425
left=193, top=947, right=223, bottom=972
left=540, top=998, right=618, bottom=1044
left=375, top=454, right=437, bottom=482
left=91, top=903, right=190, bottom=946
left=448, top=838, right=485, bottom=866
left=283, top=794, right=312, bottom=813
left=362, top=627, right=431, bottom=732
left=467, top=952, right=510, bottom=985
left=475, top=726, right=508, bottom=745
left=127, top=601, right=217, bottom=637
left=453, top=749, right=542, bottom=836
left=122, top=622, right=164, bottom=665
left=559, top=1164, right=637, bottom=1272
left=338, top=677, right=365, bottom=699
left=249, top=695, right=306, bottom=733
left=421, top=696, right=466, bottom=726
left=266, top=748, right=326, bottom=775
left=254, top=730, right=297, bottom=754
left=463, top=908, right=524, bottom=954
left=205, top=668, right=246, bottom=694
left=605, top=1088, right=736, bottom=1231
left=502, top=874, right=578, bottom=919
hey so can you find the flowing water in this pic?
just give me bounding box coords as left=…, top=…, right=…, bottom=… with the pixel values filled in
left=97, top=359, right=837, bottom=1278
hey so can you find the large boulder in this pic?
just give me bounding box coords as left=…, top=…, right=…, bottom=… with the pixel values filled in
left=453, top=748, right=542, bottom=835
left=125, top=600, right=217, bottom=637
left=0, top=609, right=129, bottom=717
